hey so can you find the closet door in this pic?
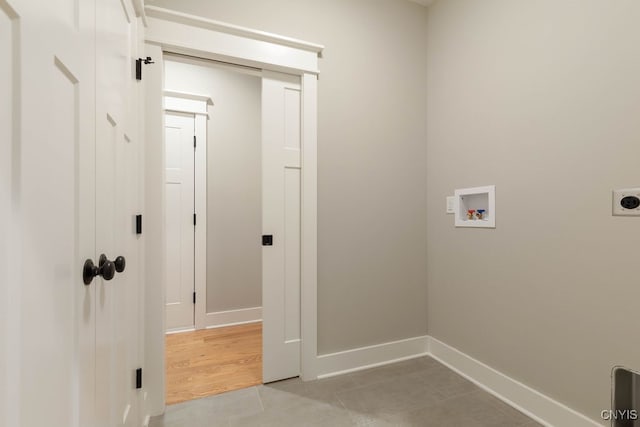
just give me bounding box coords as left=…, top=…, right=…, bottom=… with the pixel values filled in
left=164, top=112, right=196, bottom=331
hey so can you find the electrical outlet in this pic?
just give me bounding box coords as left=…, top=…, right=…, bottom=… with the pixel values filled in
left=613, top=188, right=640, bottom=216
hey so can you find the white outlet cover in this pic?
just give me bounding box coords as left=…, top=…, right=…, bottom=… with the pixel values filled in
left=446, top=196, right=455, bottom=214
left=612, top=188, right=640, bottom=216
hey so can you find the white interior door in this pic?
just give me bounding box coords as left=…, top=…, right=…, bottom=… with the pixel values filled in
left=3, top=1, right=142, bottom=426
left=164, top=112, right=196, bottom=331
left=10, top=0, right=98, bottom=425
left=95, top=0, right=141, bottom=425
left=10, top=0, right=95, bottom=427
left=262, top=71, right=303, bottom=383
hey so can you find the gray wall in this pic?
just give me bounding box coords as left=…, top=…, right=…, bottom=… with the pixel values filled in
left=427, top=0, right=640, bottom=421
left=152, top=0, right=430, bottom=354
left=164, top=58, right=262, bottom=314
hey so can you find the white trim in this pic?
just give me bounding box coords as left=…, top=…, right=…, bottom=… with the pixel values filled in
left=312, top=335, right=599, bottom=427
left=164, top=109, right=208, bottom=119
left=427, top=337, right=602, bottom=427
left=143, top=44, right=166, bottom=417
left=193, top=114, right=208, bottom=330
left=204, top=307, right=263, bottom=329
left=165, top=327, right=195, bottom=335
left=163, top=92, right=212, bottom=117
left=132, top=0, right=147, bottom=26
left=316, top=336, right=429, bottom=379
left=300, top=73, right=319, bottom=380
left=145, top=10, right=321, bottom=75
left=164, top=90, right=214, bottom=105
left=145, top=6, right=324, bottom=55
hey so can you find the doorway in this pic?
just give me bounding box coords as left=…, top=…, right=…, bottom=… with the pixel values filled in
left=163, top=56, right=262, bottom=335
left=162, top=55, right=303, bottom=404
left=143, top=12, right=320, bottom=414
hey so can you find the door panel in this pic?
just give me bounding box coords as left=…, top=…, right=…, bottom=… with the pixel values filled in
left=164, top=113, right=196, bottom=331
left=262, top=72, right=302, bottom=382
left=284, top=168, right=301, bottom=343
left=95, top=0, right=139, bottom=425
left=16, top=0, right=97, bottom=425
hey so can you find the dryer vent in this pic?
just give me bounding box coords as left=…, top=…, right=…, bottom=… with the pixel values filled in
left=612, top=367, right=640, bottom=427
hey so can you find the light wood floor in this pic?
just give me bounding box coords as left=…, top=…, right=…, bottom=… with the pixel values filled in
left=166, top=322, right=262, bottom=405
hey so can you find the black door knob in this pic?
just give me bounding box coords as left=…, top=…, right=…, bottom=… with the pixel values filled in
left=114, top=256, right=126, bottom=273
left=100, top=253, right=125, bottom=274
left=101, top=259, right=116, bottom=281
left=83, top=256, right=116, bottom=285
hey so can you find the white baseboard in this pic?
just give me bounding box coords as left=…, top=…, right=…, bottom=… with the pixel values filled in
left=311, top=334, right=599, bottom=427
left=205, top=306, right=262, bottom=329
left=165, top=327, right=195, bottom=335
left=316, top=335, right=429, bottom=378
left=427, top=336, right=602, bottom=427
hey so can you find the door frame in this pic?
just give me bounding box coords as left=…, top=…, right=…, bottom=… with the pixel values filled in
left=143, top=6, right=322, bottom=416
left=163, top=91, right=211, bottom=332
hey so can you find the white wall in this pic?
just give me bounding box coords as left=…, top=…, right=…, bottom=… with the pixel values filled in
left=164, top=58, right=262, bottom=316
left=151, top=0, right=430, bottom=355
left=427, top=0, right=640, bottom=422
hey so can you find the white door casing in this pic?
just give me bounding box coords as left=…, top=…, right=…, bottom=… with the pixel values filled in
left=164, top=112, right=196, bottom=332
left=0, top=2, right=19, bottom=426
left=262, top=71, right=303, bottom=383
left=144, top=8, right=321, bottom=412
left=194, top=112, right=208, bottom=331
left=143, top=43, right=166, bottom=418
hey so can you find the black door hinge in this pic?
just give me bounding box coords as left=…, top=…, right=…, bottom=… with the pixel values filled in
left=136, top=214, right=142, bottom=235
left=193, top=213, right=197, bottom=226
left=135, top=57, right=155, bottom=81
left=193, top=292, right=196, bottom=304
left=194, top=135, right=196, bottom=149
left=135, top=368, right=142, bottom=389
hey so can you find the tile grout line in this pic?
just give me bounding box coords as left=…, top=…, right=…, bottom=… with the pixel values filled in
left=254, top=386, right=265, bottom=412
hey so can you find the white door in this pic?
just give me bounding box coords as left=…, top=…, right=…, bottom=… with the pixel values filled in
left=164, top=112, right=196, bottom=331
left=262, top=71, right=303, bottom=383
left=94, top=0, right=141, bottom=426
left=8, top=0, right=98, bottom=425
left=2, top=1, right=141, bottom=426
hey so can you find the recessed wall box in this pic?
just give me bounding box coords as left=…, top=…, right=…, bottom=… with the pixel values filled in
left=454, top=185, right=496, bottom=228
left=612, top=188, right=640, bottom=216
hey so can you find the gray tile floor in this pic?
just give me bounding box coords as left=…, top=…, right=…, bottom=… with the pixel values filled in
left=150, top=356, right=543, bottom=427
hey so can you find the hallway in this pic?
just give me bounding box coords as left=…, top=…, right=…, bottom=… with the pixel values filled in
left=166, top=323, right=262, bottom=405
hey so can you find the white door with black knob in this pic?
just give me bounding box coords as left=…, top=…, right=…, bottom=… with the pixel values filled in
left=0, top=0, right=143, bottom=426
